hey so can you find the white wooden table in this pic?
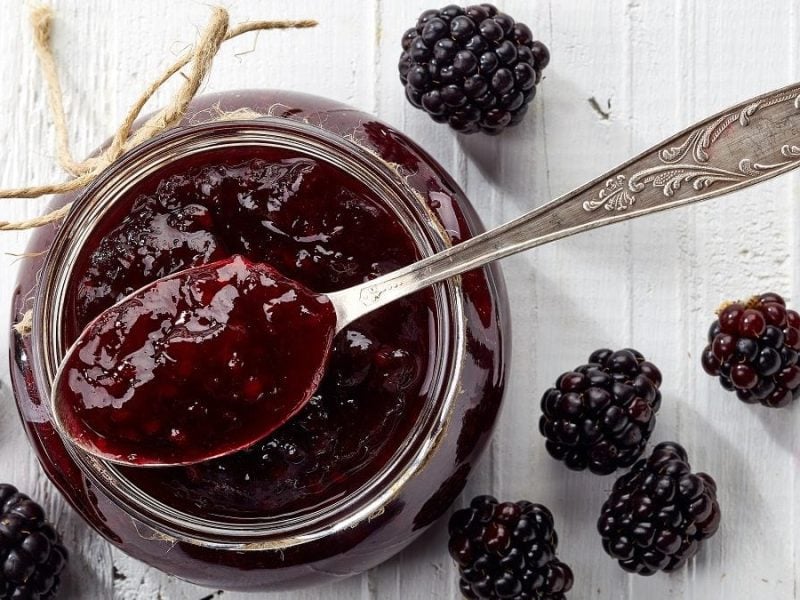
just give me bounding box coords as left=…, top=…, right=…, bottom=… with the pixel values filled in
left=1, top=1, right=798, bottom=598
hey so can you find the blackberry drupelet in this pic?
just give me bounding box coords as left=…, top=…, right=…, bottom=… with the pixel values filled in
left=0, top=484, right=68, bottom=600
left=448, top=496, right=573, bottom=599
left=398, top=4, right=549, bottom=134
left=597, top=442, right=720, bottom=575
left=539, top=349, right=663, bottom=475
left=701, top=292, right=800, bottom=407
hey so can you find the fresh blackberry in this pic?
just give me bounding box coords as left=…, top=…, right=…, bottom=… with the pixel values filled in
left=448, top=496, right=573, bottom=599
left=0, top=484, right=68, bottom=599
left=539, top=349, right=663, bottom=475
left=701, top=292, right=800, bottom=407
left=597, top=442, right=720, bottom=575
left=398, top=4, right=549, bottom=134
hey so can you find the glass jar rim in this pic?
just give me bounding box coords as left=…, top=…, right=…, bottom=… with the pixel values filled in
left=31, top=117, right=467, bottom=548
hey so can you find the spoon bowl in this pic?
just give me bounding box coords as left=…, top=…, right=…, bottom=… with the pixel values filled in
left=53, top=255, right=336, bottom=466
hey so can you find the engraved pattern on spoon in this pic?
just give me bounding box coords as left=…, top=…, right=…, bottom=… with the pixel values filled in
left=583, top=88, right=800, bottom=212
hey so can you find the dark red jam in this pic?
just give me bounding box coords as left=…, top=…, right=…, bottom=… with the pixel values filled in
left=56, top=256, right=336, bottom=466
left=12, top=92, right=509, bottom=591
left=63, top=148, right=435, bottom=517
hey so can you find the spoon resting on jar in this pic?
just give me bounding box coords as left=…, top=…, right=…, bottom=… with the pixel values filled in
left=52, top=81, right=800, bottom=467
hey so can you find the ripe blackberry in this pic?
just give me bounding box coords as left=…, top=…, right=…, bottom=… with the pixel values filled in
left=539, top=349, right=663, bottom=475
left=0, top=484, right=68, bottom=599
left=398, top=4, right=549, bottom=134
left=448, top=496, right=573, bottom=599
left=597, top=442, right=720, bottom=575
left=701, top=292, right=800, bottom=407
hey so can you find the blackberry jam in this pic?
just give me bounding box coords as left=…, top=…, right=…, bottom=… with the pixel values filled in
left=10, top=91, right=509, bottom=591
left=57, top=256, right=337, bottom=467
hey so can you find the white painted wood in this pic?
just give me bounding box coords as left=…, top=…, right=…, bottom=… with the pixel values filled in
left=0, top=0, right=798, bottom=597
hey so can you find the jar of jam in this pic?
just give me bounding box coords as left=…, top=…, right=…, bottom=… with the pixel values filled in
left=9, top=91, right=509, bottom=590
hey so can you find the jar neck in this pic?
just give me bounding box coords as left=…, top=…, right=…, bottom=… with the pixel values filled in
left=31, top=117, right=466, bottom=546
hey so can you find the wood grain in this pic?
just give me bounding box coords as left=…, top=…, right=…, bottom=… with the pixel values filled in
left=0, top=0, right=797, bottom=598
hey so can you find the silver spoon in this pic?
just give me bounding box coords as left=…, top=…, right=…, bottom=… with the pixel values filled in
left=54, top=81, right=800, bottom=466
left=330, top=82, right=800, bottom=332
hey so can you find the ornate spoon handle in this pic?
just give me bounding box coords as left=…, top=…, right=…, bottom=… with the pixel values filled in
left=330, top=82, right=800, bottom=330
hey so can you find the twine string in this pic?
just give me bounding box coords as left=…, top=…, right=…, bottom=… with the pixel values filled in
left=29, top=6, right=83, bottom=177
left=6, top=6, right=316, bottom=333
left=0, top=6, right=317, bottom=230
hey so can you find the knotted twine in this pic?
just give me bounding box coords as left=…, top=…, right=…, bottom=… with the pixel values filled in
left=6, top=6, right=317, bottom=334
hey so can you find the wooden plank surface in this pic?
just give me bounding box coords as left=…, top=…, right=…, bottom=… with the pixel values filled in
left=0, top=0, right=798, bottom=597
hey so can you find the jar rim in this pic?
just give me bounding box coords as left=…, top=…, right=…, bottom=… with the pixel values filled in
left=31, top=117, right=467, bottom=547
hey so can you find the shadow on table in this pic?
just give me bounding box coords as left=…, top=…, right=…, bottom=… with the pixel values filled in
left=754, top=397, right=799, bottom=458
left=453, top=71, right=626, bottom=217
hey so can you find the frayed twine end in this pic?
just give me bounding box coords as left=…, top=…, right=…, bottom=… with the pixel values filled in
left=13, top=310, right=33, bottom=336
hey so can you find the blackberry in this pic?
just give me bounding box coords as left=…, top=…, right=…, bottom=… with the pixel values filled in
left=597, top=442, right=720, bottom=575
left=0, top=484, right=68, bottom=599
left=539, top=349, right=662, bottom=475
left=701, top=292, right=800, bottom=407
left=448, top=496, right=573, bottom=599
left=398, top=4, right=549, bottom=135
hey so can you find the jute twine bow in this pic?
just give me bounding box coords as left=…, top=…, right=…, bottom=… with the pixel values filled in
left=6, top=6, right=316, bottom=333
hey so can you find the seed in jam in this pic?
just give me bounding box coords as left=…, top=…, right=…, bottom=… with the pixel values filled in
left=55, top=255, right=337, bottom=466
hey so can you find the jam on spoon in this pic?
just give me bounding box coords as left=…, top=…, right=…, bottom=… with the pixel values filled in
left=54, top=255, right=336, bottom=466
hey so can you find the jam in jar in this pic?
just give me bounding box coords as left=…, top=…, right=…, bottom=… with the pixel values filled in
left=10, top=91, right=509, bottom=591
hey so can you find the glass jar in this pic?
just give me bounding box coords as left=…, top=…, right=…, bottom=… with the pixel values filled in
left=9, top=91, right=509, bottom=591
